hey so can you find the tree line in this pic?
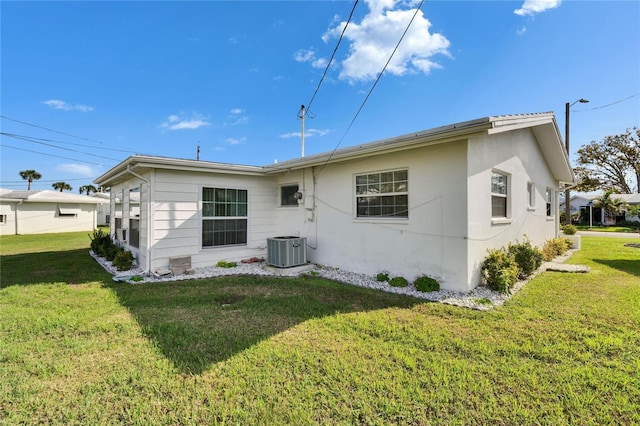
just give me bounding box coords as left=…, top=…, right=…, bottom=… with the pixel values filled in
left=18, top=169, right=108, bottom=194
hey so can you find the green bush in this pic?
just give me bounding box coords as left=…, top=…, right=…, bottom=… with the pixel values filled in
left=216, top=260, right=238, bottom=268
left=89, top=228, right=115, bottom=257
left=414, top=276, right=439, bottom=292
left=481, top=248, right=519, bottom=294
left=562, top=224, right=577, bottom=235
left=113, top=250, right=135, bottom=271
left=376, top=272, right=390, bottom=282
left=508, top=238, right=543, bottom=279
left=388, top=277, right=409, bottom=288
left=542, top=237, right=572, bottom=261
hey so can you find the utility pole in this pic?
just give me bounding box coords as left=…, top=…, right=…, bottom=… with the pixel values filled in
left=298, top=104, right=305, bottom=157
left=197, top=144, right=200, bottom=161
left=564, top=98, right=589, bottom=225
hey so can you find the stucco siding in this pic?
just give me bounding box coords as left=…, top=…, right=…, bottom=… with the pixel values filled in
left=301, top=141, right=469, bottom=291
left=0, top=203, right=17, bottom=235
left=466, top=128, right=560, bottom=287
left=9, top=202, right=97, bottom=235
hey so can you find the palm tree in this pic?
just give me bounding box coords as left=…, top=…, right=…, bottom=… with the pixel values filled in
left=19, top=170, right=42, bottom=190
left=52, top=182, right=73, bottom=192
left=97, top=185, right=110, bottom=193
left=79, top=184, right=97, bottom=196
left=594, top=190, right=629, bottom=225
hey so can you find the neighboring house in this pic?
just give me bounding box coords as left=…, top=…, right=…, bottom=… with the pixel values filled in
left=91, top=192, right=111, bottom=226
left=95, top=112, right=573, bottom=292
left=0, top=189, right=109, bottom=235
left=611, top=193, right=640, bottom=222
left=563, top=193, right=640, bottom=225
left=560, top=194, right=593, bottom=219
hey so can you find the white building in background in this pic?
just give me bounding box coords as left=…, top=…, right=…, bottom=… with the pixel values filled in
left=0, top=189, right=109, bottom=236
left=95, top=113, right=573, bottom=292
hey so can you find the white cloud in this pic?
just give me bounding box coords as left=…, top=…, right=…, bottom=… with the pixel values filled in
left=293, top=48, right=328, bottom=70
left=514, top=0, right=562, bottom=16
left=225, top=108, right=249, bottom=126
left=280, top=128, right=331, bottom=139
left=517, top=26, right=528, bottom=35
left=43, top=99, right=93, bottom=112
left=321, top=0, right=450, bottom=83
left=55, top=163, right=95, bottom=177
left=226, top=137, right=246, bottom=145
left=159, top=113, right=210, bottom=130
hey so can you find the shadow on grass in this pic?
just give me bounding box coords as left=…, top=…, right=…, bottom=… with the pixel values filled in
left=0, top=249, right=111, bottom=288
left=592, top=259, right=640, bottom=277
left=107, top=275, right=423, bottom=374
left=2, top=247, right=424, bottom=375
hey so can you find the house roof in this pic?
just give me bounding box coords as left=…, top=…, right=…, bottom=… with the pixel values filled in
left=95, top=112, right=573, bottom=186
left=612, top=193, right=640, bottom=204
left=0, top=190, right=109, bottom=204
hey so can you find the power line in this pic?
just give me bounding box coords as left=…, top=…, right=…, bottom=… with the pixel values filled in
left=315, top=0, right=425, bottom=176
left=1, top=115, right=108, bottom=144
left=1, top=133, right=122, bottom=161
left=573, top=93, right=639, bottom=112
left=0, top=132, right=136, bottom=154
left=1, top=144, right=105, bottom=166
left=304, top=0, right=359, bottom=116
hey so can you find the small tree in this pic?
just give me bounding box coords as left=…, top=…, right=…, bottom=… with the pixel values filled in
left=52, top=181, right=73, bottom=192
left=19, top=169, right=42, bottom=190
left=594, top=190, right=629, bottom=225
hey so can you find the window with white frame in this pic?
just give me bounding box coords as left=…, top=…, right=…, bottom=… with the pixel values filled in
left=202, top=187, right=248, bottom=247
left=355, top=170, right=408, bottom=218
left=546, top=188, right=554, bottom=217
left=0, top=214, right=6, bottom=224
left=280, top=184, right=299, bottom=207
left=491, top=171, right=509, bottom=218
left=527, top=182, right=536, bottom=208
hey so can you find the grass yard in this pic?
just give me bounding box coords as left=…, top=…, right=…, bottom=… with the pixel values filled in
left=1, top=232, right=639, bottom=425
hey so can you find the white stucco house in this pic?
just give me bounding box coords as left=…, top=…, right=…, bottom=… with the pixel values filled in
left=94, top=112, right=573, bottom=292
left=0, top=189, right=109, bottom=235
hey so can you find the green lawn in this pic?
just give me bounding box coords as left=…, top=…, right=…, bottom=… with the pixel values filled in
left=1, top=232, right=639, bottom=425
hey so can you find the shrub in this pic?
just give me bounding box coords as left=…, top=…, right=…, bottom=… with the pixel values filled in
left=104, top=244, right=120, bottom=262
left=388, top=277, right=409, bottom=288
left=376, top=272, right=390, bottom=282
left=507, top=238, right=543, bottom=279
left=481, top=248, right=519, bottom=294
left=89, top=228, right=115, bottom=257
left=113, top=250, right=134, bottom=271
left=216, top=260, right=238, bottom=268
left=414, top=276, right=439, bottom=292
left=562, top=224, right=577, bottom=235
left=542, top=237, right=572, bottom=261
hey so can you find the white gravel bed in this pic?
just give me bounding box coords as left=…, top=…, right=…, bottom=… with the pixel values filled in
left=90, top=249, right=579, bottom=310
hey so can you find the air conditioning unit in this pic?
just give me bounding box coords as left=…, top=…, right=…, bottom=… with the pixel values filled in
left=266, top=236, right=307, bottom=268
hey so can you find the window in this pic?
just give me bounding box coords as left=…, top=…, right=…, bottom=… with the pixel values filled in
left=527, top=182, right=536, bottom=209
left=281, top=184, right=299, bottom=206
left=58, top=204, right=80, bottom=217
left=202, top=187, right=248, bottom=247
left=356, top=170, right=408, bottom=218
left=0, top=214, right=6, bottom=224
left=129, top=187, right=140, bottom=249
left=546, top=188, right=554, bottom=217
left=491, top=172, right=509, bottom=218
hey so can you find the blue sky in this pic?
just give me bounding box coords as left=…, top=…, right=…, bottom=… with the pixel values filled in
left=1, top=0, right=638, bottom=191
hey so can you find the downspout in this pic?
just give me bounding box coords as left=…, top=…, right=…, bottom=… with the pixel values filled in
left=126, top=164, right=152, bottom=276
left=15, top=200, right=22, bottom=235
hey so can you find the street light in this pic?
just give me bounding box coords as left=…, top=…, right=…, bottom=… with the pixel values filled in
left=564, top=98, right=589, bottom=225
